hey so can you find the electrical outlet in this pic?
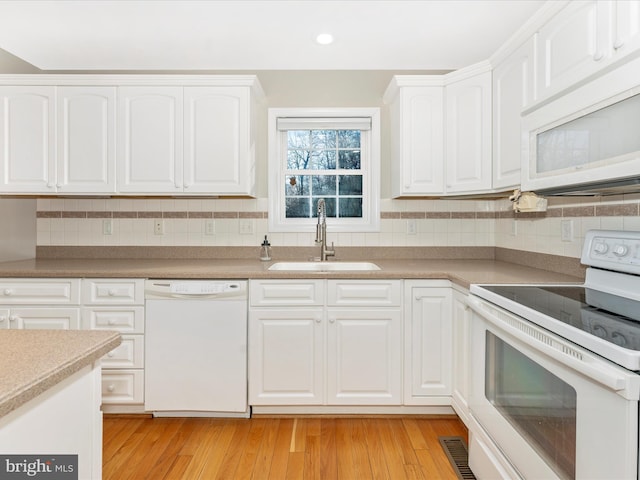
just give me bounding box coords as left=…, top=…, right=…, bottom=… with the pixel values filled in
left=561, top=219, right=574, bottom=242
left=102, top=219, right=113, bottom=236
left=239, top=219, right=254, bottom=235
left=154, top=219, right=164, bottom=235
left=205, top=219, right=215, bottom=235
left=407, top=219, right=417, bottom=235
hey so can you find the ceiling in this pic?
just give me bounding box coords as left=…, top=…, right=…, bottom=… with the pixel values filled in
left=0, top=0, right=546, bottom=71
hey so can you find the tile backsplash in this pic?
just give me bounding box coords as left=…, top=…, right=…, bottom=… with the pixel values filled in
left=36, top=194, right=640, bottom=258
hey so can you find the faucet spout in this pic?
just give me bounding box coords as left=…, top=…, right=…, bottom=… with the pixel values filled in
left=315, top=199, right=335, bottom=261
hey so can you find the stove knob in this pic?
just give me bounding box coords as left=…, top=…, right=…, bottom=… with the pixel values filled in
left=613, top=244, right=629, bottom=257
left=593, top=243, right=608, bottom=254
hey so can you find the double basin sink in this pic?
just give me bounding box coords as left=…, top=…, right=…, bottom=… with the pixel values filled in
left=268, top=261, right=380, bottom=272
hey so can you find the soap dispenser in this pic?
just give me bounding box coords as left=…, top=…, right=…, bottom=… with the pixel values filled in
left=260, top=235, right=272, bottom=261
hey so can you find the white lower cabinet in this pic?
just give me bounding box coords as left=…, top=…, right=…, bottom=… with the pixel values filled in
left=404, top=280, right=453, bottom=405
left=0, top=278, right=80, bottom=330
left=249, top=279, right=402, bottom=406
left=81, top=278, right=145, bottom=411
left=451, top=286, right=472, bottom=425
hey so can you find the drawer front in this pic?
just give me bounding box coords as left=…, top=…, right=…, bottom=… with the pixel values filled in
left=82, top=306, right=144, bottom=333
left=101, top=369, right=144, bottom=404
left=101, top=335, right=144, bottom=369
left=250, top=280, right=324, bottom=306
left=0, top=279, right=80, bottom=304
left=82, top=278, right=144, bottom=305
left=328, top=280, right=402, bottom=306
left=12, top=307, right=81, bottom=330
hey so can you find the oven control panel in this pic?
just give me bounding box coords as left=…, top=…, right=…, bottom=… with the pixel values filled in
left=582, top=230, right=640, bottom=275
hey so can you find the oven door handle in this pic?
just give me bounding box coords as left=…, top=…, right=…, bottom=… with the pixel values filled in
left=468, top=296, right=630, bottom=394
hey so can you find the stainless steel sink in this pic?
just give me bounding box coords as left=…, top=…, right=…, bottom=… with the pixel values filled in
left=268, top=261, right=381, bottom=271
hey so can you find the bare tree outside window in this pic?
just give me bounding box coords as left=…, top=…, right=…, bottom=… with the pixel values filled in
left=285, top=129, right=363, bottom=219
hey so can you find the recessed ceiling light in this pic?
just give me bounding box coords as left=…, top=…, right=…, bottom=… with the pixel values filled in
left=316, top=33, right=334, bottom=45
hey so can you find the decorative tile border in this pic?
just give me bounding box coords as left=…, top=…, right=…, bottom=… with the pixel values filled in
left=37, top=211, right=270, bottom=219
left=37, top=205, right=640, bottom=220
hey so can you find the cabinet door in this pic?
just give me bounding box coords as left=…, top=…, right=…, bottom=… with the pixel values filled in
left=184, top=87, right=252, bottom=194
left=0, top=86, right=55, bottom=193
left=117, top=86, right=183, bottom=193
left=57, top=86, right=116, bottom=193
left=404, top=285, right=452, bottom=402
left=248, top=308, right=324, bottom=405
left=613, top=0, right=640, bottom=57
left=12, top=307, right=80, bottom=330
left=492, top=38, right=534, bottom=190
left=445, top=70, right=492, bottom=193
left=452, top=289, right=472, bottom=425
left=327, top=309, right=402, bottom=404
left=535, top=1, right=606, bottom=100
left=388, top=85, right=444, bottom=196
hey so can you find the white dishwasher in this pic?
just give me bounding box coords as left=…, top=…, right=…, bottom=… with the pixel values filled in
left=144, top=279, right=249, bottom=417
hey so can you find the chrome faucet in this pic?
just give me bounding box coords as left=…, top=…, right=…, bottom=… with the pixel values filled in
left=315, top=199, right=335, bottom=261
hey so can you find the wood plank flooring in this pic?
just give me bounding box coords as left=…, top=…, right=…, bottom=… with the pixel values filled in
left=103, top=415, right=468, bottom=480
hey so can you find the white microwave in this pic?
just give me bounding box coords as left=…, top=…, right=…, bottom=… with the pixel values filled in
left=522, top=57, right=640, bottom=196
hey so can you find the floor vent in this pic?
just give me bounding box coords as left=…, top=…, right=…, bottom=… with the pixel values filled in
left=438, top=436, right=477, bottom=480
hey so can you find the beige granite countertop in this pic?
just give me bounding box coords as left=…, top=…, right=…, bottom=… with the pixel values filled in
left=0, top=330, right=121, bottom=418
left=0, top=257, right=583, bottom=288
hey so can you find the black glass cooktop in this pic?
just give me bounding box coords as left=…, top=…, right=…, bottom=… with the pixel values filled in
left=481, top=285, right=640, bottom=352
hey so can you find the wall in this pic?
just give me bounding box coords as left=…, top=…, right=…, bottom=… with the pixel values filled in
left=0, top=198, right=36, bottom=261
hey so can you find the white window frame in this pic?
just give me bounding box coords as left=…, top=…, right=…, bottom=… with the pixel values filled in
left=268, top=107, right=380, bottom=233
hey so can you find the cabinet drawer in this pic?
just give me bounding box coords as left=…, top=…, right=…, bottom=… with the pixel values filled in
left=0, top=279, right=80, bottom=304
left=250, top=280, right=324, bottom=306
left=82, top=278, right=144, bottom=305
left=82, top=306, right=144, bottom=333
left=101, top=369, right=144, bottom=404
left=328, top=280, right=402, bottom=306
left=101, top=335, right=144, bottom=369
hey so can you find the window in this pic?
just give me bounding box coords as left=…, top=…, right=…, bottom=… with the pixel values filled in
left=268, top=108, right=380, bottom=233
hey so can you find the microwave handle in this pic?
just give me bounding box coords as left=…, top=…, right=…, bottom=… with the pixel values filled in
left=468, top=296, right=630, bottom=394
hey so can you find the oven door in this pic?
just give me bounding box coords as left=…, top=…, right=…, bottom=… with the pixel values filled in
left=468, top=295, right=640, bottom=480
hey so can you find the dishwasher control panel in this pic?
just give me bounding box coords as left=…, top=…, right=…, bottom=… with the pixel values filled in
left=145, top=280, right=247, bottom=299
left=171, top=281, right=239, bottom=295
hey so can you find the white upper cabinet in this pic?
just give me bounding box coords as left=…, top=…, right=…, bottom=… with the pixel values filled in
left=492, top=38, right=535, bottom=190
left=183, top=86, right=255, bottom=195
left=385, top=67, right=492, bottom=197
left=0, top=75, right=262, bottom=196
left=117, top=86, right=184, bottom=193
left=612, top=0, right=640, bottom=56
left=384, top=77, right=445, bottom=196
left=0, top=86, right=55, bottom=193
left=535, top=0, right=640, bottom=105
left=57, top=86, right=116, bottom=193
left=445, top=65, right=492, bottom=194
left=117, top=81, right=261, bottom=196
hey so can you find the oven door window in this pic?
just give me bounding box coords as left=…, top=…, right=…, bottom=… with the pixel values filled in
left=486, top=332, right=577, bottom=480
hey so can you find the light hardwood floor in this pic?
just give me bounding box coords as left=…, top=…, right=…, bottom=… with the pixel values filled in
left=103, top=415, right=467, bottom=480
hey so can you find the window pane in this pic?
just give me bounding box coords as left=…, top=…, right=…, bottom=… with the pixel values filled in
left=311, top=130, right=337, bottom=149
left=287, top=130, right=310, bottom=149
left=338, top=150, right=361, bottom=169
left=285, top=176, right=310, bottom=196
left=311, top=150, right=336, bottom=170
left=339, top=175, right=363, bottom=195
left=339, top=198, right=363, bottom=218
left=312, top=197, right=336, bottom=218
left=287, top=150, right=311, bottom=170
left=312, top=175, right=337, bottom=195
left=338, top=130, right=360, bottom=148
left=285, top=198, right=310, bottom=218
